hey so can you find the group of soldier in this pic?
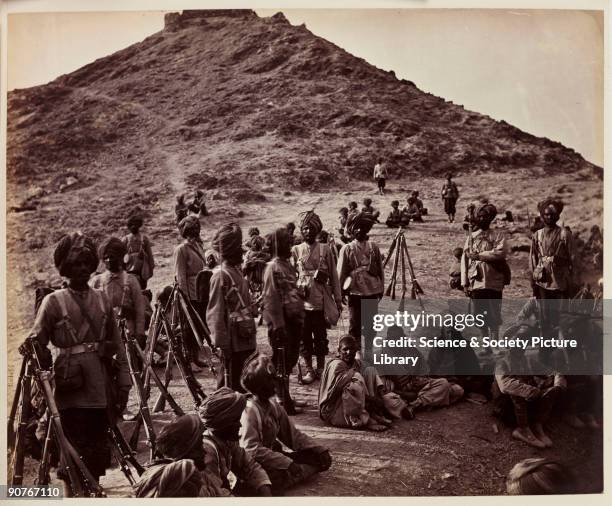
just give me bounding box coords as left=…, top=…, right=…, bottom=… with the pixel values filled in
left=16, top=171, right=602, bottom=496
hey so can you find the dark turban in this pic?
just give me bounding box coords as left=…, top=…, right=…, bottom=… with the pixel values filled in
left=199, top=387, right=246, bottom=430
left=98, top=236, right=127, bottom=260
left=476, top=203, right=497, bottom=222
left=537, top=198, right=564, bottom=217
left=127, top=215, right=143, bottom=229
left=265, top=228, right=291, bottom=258
left=506, top=458, right=574, bottom=495
left=178, top=215, right=200, bottom=238
left=212, top=223, right=243, bottom=259
left=135, top=460, right=217, bottom=498
left=346, top=212, right=376, bottom=235
left=298, top=210, right=323, bottom=234
left=240, top=353, right=275, bottom=394
left=156, top=414, right=203, bottom=460
left=54, top=232, right=98, bottom=277
left=248, top=227, right=260, bottom=237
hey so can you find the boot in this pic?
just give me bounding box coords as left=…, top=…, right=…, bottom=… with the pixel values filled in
left=302, top=369, right=316, bottom=385
left=301, top=356, right=315, bottom=384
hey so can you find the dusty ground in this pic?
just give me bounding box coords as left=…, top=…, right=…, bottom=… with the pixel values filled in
left=7, top=171, right=603, bottom=496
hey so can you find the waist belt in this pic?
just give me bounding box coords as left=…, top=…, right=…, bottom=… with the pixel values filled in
left=58, top=342, right=101, bottom=356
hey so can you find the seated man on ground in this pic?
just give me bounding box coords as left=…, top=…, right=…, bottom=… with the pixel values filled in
left=381, top=326, right=464, bottom=419
left=135, top=414, right=218, bottom=497
left=492, top=345, right=566, bottom=449
left=198, top=387, right=272, bottom=496
left=361, top=198, right=380, bottom=221
left=385, top=200, right=403, bottom=228
left=240, top=354, right=332, bottom=495
left=319, top=335, right=404, bottom=431
left=402, top=197, right=423, bottom=223
left=411, top=191, right=427, bottom=215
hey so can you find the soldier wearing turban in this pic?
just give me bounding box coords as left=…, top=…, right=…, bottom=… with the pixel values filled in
left=461, top=201, right=508, bottom=347
left=22, top=232, right=131, bottom=490
left=441, top=174, right=459, bottom=222
left=530, top=198, right=573, bottom=356
left=122, top=214, right=154, bottom=289
left=198, top=388, right=272, bottom=496
left=262, top=228, right=306, bottom=414
left=292, top=211, right=342, bottom=383
left=240, top=354, right=332, bottom=495
left=212, top=222, right=244, bottom=262
left=173, top=215, right=207, bottom=368
left=337, top=212, right=384, bottom=359
left=135, top=414, right=219, bottom=497
left=207, top=224, right=257, bottom=391
left=54, top=231, right=98, bottom=279
left=91, top=236, right=146, bottom=347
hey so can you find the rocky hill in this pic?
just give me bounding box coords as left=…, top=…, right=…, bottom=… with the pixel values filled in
left=6, top=8, right=602, bottom=281
left=8, top=10, right=600, bottom=215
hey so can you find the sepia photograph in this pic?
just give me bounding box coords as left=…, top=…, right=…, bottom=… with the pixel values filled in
left=2, top=1, right=606, bottom=499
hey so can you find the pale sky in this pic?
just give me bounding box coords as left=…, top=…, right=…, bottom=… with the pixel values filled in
left=6, top=9, right=604, bottom=166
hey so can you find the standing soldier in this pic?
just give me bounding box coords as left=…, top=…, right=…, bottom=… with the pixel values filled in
left=207, top=223, right=257, bottom=392
left=292, top=211, right=342, bottom=383
left=530, top=199, right=573, bottom=343
left=173, top=215, right=207, bottom=368
left=90, top=237, right=146, bottom=350
left=337, top=213, right=384, bottom=359
left=122, top=214, right=155, bottom=289
left=441, top=173, right=459, bottom=223
left=373, top=158, right=388, bottom=196
left=262, top=228, right=305, bottom=414
left=461, top=203, right=508, bottom=345
left=20, top=232, right=131, bottom=494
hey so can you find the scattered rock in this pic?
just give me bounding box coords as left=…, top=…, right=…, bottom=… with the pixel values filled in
left=26, top=186, right=45, bottom=200
left=27, top=238, right=45, bottom=250
left=59, top=176, right=78, bottom=192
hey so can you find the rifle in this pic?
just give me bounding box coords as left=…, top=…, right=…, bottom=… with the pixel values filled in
left=128, top=339, right=184, bottom=450
left=9, top=355, right=32, bottom=486
left=36, top=410, right=52, bottom=486
left=152, top=293, right=207, bottom=412
left=275, top=342, right=290, bottom=409
left=117, top=317, right=157, bottom=462
left=7, top=356, right=27, bottom=451
left=108, top=424, right=145, bottom=486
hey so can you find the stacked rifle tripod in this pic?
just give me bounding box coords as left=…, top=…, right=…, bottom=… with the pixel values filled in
left=7, top=282, right=219, bottom=495
left=384, top=227, right=425, bottom=308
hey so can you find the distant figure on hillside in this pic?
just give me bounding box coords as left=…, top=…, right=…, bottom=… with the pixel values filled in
left=441, top=173, right=459, bottom=223
left=123, top=214, right=155, bottom=290
left=189, top=190, right=208, bottom=217
left=175, top=194, right=189, bottom=225
left=373, top=158, right=388, bottom=196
